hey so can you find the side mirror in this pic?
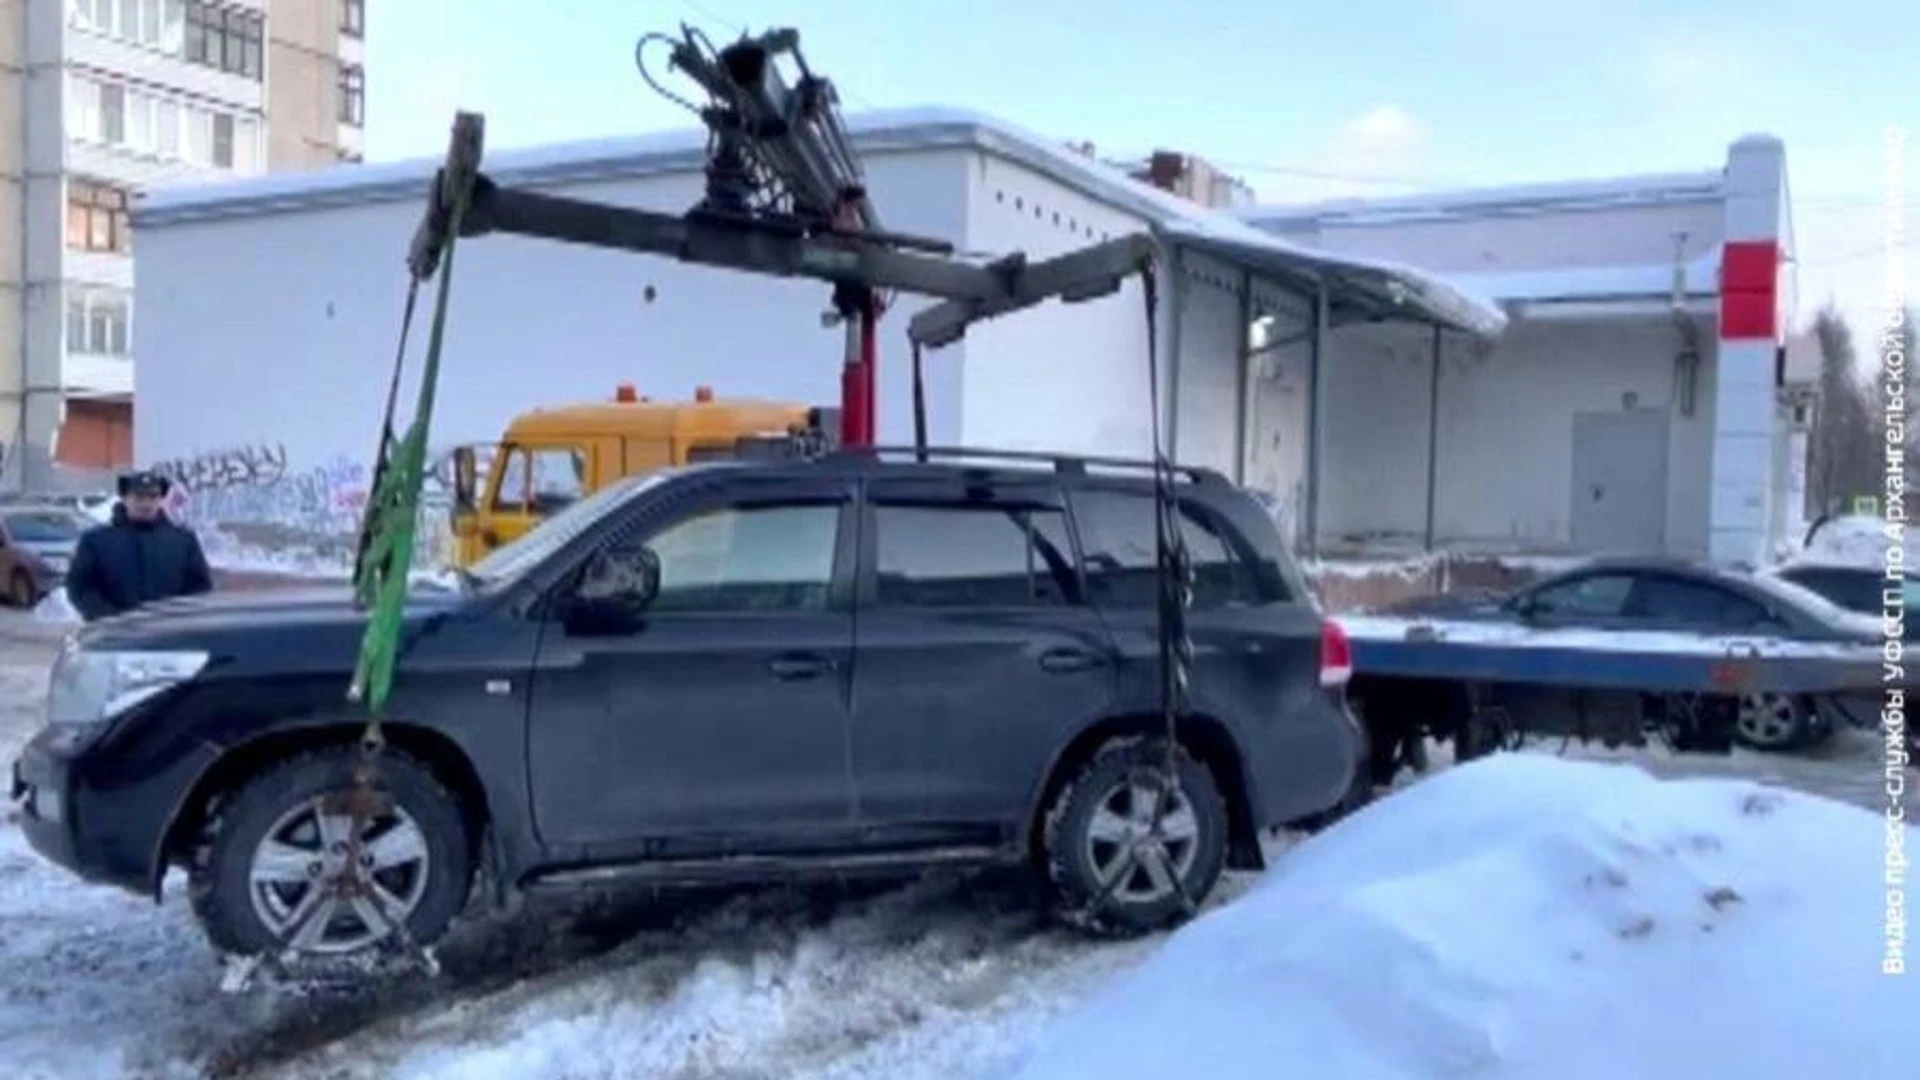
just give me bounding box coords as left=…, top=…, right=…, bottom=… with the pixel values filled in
left=561, top=546, right=662, bottom=635
left=1510, top=595, right=1542, bottom=621
left=452, top=446, right=478, bottom=513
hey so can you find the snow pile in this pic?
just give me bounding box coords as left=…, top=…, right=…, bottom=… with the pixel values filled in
left=1798, top=514, right=1913, bottom=569
left=1013, top=755, right=1917, bottom=1080
left=30, top=587, right=79, bottom=625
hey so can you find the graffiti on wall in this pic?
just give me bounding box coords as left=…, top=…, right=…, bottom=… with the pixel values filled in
left=151, top=442, right=463, bottom=569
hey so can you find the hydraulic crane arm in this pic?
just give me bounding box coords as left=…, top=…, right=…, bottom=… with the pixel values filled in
left=406, top=111, right=1156, bottom=347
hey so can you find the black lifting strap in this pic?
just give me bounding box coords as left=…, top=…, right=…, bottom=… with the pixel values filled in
left=911, top=338, right=929, bottom=462
left=1140, top=262, right=1201, bottom=913
left=351, top=278, right=424, bottom=587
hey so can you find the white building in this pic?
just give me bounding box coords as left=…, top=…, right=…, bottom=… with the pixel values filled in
left=126, top=107, right=1499, bottom=566
left=0, top=0, right=365, bottom=489
left=1237, top=135, right=1799, bottom=566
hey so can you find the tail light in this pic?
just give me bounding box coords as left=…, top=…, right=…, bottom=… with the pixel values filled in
left=1319, top=619, right=1353, bottom=688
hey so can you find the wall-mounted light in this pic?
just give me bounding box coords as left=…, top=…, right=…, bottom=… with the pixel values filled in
left=1676, top=348, right=1699, bottom=417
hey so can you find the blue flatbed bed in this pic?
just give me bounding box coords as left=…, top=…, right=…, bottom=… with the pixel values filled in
left=1340, top=615, right=1889, bottom=696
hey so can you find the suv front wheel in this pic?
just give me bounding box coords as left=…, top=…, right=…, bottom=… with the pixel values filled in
left=187, top=745, right=474, bottom=959
left=1041, top=737, right=1228, bottom=935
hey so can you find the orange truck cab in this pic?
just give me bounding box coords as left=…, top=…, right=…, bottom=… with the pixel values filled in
left=448, top=384, right=818, bottom=567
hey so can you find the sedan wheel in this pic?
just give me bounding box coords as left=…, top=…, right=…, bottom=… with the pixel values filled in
left=248, top=797, right=432, bottom=955
left=1735, top=693, right=1806, bottom=751
left=8, top=570, right=34, bottom=609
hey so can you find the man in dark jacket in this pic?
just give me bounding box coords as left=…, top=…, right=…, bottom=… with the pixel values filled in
left=66, top=471, right=214, bottom=622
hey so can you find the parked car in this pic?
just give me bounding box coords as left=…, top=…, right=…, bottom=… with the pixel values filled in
left=11, top=450, right=1364, bottom=963
left=1379, top=556, right=1882, bottom=751
left=0, top=507, right=90, bottom=608
left=1769, top=561, right=1920, bottom=626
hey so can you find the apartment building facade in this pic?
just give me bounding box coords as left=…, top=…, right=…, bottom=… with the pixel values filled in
left=0, top=0, right=364, bottom=490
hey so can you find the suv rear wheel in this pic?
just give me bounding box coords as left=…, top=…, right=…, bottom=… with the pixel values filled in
left=1041, top=737, right=1228, bottom=936
left=188, top=745, right=473, bottom=959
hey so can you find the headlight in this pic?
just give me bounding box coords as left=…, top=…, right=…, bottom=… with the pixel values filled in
left=45, top=643, right=210, bottom=729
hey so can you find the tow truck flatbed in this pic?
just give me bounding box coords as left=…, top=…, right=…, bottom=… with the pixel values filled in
left=1342, top=614, right=1887, bottom=695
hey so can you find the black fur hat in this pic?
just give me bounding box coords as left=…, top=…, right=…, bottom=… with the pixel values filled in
left=117, top=471, right=171, bottom=497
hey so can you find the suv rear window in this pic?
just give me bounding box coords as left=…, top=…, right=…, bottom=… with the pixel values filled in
left=872, top=502, right=1078, bottom=608
left=1069, top=488, right=1268, bottom=609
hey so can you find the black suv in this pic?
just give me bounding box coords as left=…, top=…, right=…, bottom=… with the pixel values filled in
left=13, top=450, right=1363, bottom=960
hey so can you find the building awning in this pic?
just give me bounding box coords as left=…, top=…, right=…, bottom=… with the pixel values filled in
left=1157, top=218, right=1508, bottom=337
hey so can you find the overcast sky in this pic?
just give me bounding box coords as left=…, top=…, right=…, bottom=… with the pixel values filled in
left=363, top=0, right=1916, bottom=345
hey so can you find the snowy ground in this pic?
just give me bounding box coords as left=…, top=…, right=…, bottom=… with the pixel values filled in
left=0, top=607, right=1907, bottom=1079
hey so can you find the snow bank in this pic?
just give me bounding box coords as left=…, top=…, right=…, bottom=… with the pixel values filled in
left=1799, top=514, right=1913, bottom=569
left=30, top=587, right=79, bottom=625
left=1013, top=755, right=1917, bottom=1080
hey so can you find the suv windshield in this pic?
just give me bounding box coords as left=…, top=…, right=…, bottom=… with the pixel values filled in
left=3, top=511, right=86, bottom=544
left=467, top=472, right=668, bottom=586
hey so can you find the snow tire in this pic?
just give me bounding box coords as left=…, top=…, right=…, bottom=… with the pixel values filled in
left=1041, top=736, right=1228, bottom=937
left=187, top=745, right=474, bottom=960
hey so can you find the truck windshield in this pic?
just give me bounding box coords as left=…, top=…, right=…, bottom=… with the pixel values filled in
left=466, top=471, right=668, bottom=587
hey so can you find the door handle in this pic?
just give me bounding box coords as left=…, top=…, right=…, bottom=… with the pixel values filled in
left=769, top=653, right=833, bottom=681
left=1037, top=647, right=1101, bottom=674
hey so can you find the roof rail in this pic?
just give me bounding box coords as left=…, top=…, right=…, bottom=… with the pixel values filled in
left=830, top=444, right=1230, bottom=485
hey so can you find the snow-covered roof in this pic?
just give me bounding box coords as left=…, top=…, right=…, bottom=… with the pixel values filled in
left=1238, top=169, right=1726, bottom=228
left=134, top=106, right=1505, bottom=337
left=1448, top=250, right=1722, bottom=308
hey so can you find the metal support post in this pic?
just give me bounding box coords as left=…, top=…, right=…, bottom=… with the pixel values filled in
left=1424, top=323, right=1443, bottom=551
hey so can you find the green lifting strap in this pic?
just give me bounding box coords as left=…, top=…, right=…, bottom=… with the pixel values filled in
left=348, top=181, right=471, bottom=717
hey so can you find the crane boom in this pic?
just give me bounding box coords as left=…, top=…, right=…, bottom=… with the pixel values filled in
left=405, top=112, right=1154, bottom=342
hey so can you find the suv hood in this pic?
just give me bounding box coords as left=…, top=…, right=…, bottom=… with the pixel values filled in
left=77, top=584, right=466, bottom=650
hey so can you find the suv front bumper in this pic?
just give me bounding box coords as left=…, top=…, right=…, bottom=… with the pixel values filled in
left=11, top=725, right=214, bottom=898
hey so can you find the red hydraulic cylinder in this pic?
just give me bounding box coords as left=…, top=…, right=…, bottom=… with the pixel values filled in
left=837, top=289, right=880, bottom=447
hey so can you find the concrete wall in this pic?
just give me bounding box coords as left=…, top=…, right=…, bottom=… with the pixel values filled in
left=264, top=0, right=342, bottom=170
left=17, top=0, right=65, bottom=488
left=132, top=145, right=1033, bottom=560
left=956, top=151, right=1158, bottom=458
left=0, top=0, right=23, bottom=483
left=1314, top=314, right=1718, bottom=557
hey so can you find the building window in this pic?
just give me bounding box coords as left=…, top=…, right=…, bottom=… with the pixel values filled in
left=66, top=181, right=133, bottom=255
left=341, top=0, right=364, bottom=38
left=68, top=73, right=262, bottom=174
left=99, top=82, right=126, bottom=144
left=71, top=0, right=186, bottom=53
left=65, top=291, right=132, bottom=358
left=184, top=1, right=263, bottom=80
left=338, top=64, right=365, bottom=127
left=212, top=113, right=234, bottom=168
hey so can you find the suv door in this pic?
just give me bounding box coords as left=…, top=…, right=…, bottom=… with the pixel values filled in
left=1068, top=485, right=1325, bottom=770
left=525, top=473, right=859, bottom=853
left=849, top=474, right=1116, bottom=844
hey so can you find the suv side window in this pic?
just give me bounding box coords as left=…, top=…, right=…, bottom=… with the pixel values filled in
left=596, top=501, right=840, bottom=613
left=1070, top=488, right=1263, bottom=609
left=871, top=501, right=1079, bottom=608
